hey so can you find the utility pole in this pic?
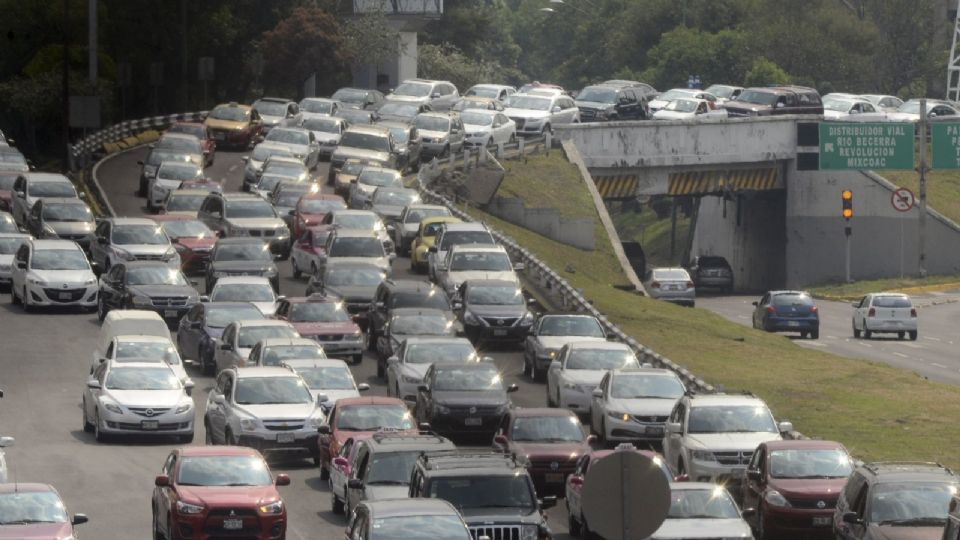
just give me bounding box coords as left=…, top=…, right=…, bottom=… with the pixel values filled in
left=61, top=0, right=70, bottom=173
left=180, top=0, right=188, bottom=110
left=88, top=0, right=97, bottom=83
left=918, top=98, right=928, bottom=278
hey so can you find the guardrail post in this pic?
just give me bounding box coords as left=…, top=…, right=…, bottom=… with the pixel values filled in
left=518, top=137, right=525, bottom=156
left=545, top=131, right=552, bottom=153
left=497, top=143, right=505, bottom=159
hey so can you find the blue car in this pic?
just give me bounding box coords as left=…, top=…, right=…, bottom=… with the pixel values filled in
left=751, top=290, right=820, bottom=339
left=176, top=301, right=265, bottom=375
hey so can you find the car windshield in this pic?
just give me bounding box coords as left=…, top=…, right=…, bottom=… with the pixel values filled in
left=237, top=326, right=298, bottom=348
left=339, top=132, right=391, bottom=152
left=405, top=207, right=448, bottom=223
left=512, top=415, right=583, bottom=442
left=0, top=237, right=26, bottom=254
left=255, top=176, right=284, bottom=193
left=367, top=451, right=433, bottom=485
left=438, top=230, right=494, bottom=250
left=168, top=124, right=205, bottom=139
left=105, top=367, right=180, bottom=390
left=430, top=475, right=534, bottom=510
left=205, top=305, right=264, bottom=328
left=266, top=129, right=309, bottom=145
left=394, top=82, right=432, bottom=97
left=870, top=482, right=956, bottom=525
left=372, top=514, right=468, bottom=540
left=611, top=373, right=684, bottom=399
left=225, top=199, right=276, bottom=218
left=433, top=366, right=501, bottom=390
left=380, top=103, right=420, bottom=118
left=391, top=291, right=450, bottom=310
left=667, top=488, right=741, bottom=519
left=467, top=86, right=500, bottom=98
left=126, top=267, right=189, bottom=286
left=653, top=269, right=690, bottom=281
left=460, top=111, right=495, bottom=126
left=873, top=295, right=912, bottom=308
left=406, top=342, right=477, bottom=364
left=664, top=99, right=699, bottom=113
left=28, top=182, right=76, bottom=198
left=392, top=314, right=453, bottom=335
left=373, top=190, right=418, bottom=207
left=687, top=405, right=778, bottom=434
left=115, top=341, right=181, bottom=364
left=41, top=203, right=92, bottom=222
left=772, top=293, right=814, bottom=306
left=336, top=404, right=414, bottom=431
left=251, top=145, right=293, bottom=162
left=260, top=345, right=325, bottom=366
left=506, top=96, right=551, bottom=111
left=147, top=150, right=197, bottom=166
left=736, top=90, right=779, bottom=106
left=578, top=87, right=617, bottom=103
left=157, top=138, right=201, bottom=153
left=538, top=317, right=604, bottom=337
left=449, top=251, right=512, bottom=272
left=359, top=170, right=401, bottom=187
left=113, top=224, right=169, bottom=245
left=300, top=198, right=346, bottom=214
left=342, top=161, right=369, bottom=175
left=158, top=163, right=203, bottom=181
left=160, top=220, right=214, bottom=239
left=565, top=348, right=638, bottom=370
left=415, top=116, right=450, bottom=132
left=0, top=491, right=68, bottom=524
left=289, top=302, right=351, bottom=323
left=705, top=85, right=736, bottom=99
left=769, top=449, right=853, bottom=479
left=215, top=242, right=272, bottom=262
left=209, top=106, right=248, bottom=121
left=211, top=283, right=275, bottom=302
left=165, top=194, right=207, bottom=211
left=897, top=101, right=923, bottom=114
left=325, top=265, right=385, bottom=286
left=235, top=376, right=311, bottom=404
left=0, top=174, right=16, bottom=190
left=176, top=456, right=272, bottom=487
left=31, top=249, right=89, bottom=270
left=823, top=97, right=854, bottom=112
left=387, top=126, right=410, bottom=144
left=467, top=285, right=524, bottom=305
left=301, top=99, right=334, bottom=114
left=329, top=237, right=383, bottom=257
left=302, top=118, right=340, bottom=132
left=254, top=101, right=288, bottom=116
left=332, top=88, right=368, bottom=104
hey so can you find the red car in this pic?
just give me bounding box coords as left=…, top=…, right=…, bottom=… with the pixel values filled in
left=152, top=214, right=218, bottom=275
left=0, top=171, right=16, bottom=212
left=168, top=121, right=216, bottom=166
left=0, top=483, right=88, bottom=538
left=274, top=294, right=365, bottom=364
left=292, top=192, right=347, bottom=239
left=317, top=396, right=418, bottom=480
left=740, top=439, right=854, bottom=540
left=180, top=178, right=223, bottom=193
left=152, top=446, right=290, bottom=540
left=492, top=408, right=594, bottom=495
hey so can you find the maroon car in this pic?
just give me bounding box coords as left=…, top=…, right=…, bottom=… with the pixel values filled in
left=741, top=439, right=854, bottom=539
left=152, top=214, right=217, bottom=275
left=493, top=408, right=594, bottom=496
left=0, top=483, right=88, bottom=538
left=0, top=171, right=16, bottom=212
left=292, top=192, right=347, bottom=239
left=168, top=121, right=216, bottom=166
left=317, top=396, right=418, bottom=480
left=274, top=294, right=364, bottom=364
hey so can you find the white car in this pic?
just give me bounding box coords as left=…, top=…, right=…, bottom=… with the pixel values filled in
left=652, top=98, right=723, bottom=120
left=316, top=228, right=394, bottom=278
left=386, top=337, right=482, bottom=406
left=703, top=84, right=743, bottom=105
left=10, top=238, right=98, bottom=311
left=648, top=88, right=718, bottom=114
left=435, top=244, right=520, bottom=297
left=282, top=358, right=369, bottom=406
left=213, top=319, right=300, bottom=373
left=460, top=110, right=516, bottom=147
left=885, top=99, right=960, bottom=122
left=264, top=127, right=321, bottom=170
left=392, top=204, right=450, bottom=256
left=348, top=167, right=403, bottom=210
left=822, top=96, right=885, bottom=120
left=82, top=361, right=195, bottom=443
left=10, top=173, right=80, bottom=226
left=147, top=161, right=203, bottom=212
left=299, top=97, right=340, bottom=119
left=241, top=142, right=295, bottom=192
left=0, top=233, right=30, bottom=286
left=88, top=217, right=180, bottom=270
left=248, top=337, right=327, bottom=367
left=321, top=209, right=393, bottom=253
left=415, top=112, right=465, bottom=159
left=851, top=292, right=918, bottom=340
left=546, top=341, right=640, bottom=415
left=463, top=84, right=516, bottom=102
left=204, top=366, right=325, bottom=463
left=301, top=117, right=345, bottom=160
left=92, top=334, right=190, bottom=386
left=662, top=393, right=791, bottom=486
left=426, top=222, right=496, bottom=282
left=859, top=94, right=904, bottom=112
left=93, top=310, right=172, bottom=365
left=386, top=78, right=460, bottom=111
left=522, top=313, right=607, bottom=380
left=160, top=188, right=209, bottom=216
left=650, top=482, right=754, bottom=539
left=208, top=276, right=280, bottom=315
left=503, top=93, right=580, bottom=136
left=590, top=368, right=685, bottom=444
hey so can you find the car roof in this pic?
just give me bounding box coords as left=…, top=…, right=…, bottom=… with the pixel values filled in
left=40, top=197, right=87, bottom=205
left=464, top=279, right=521, bottom=288
left=540, top=313, right=599, bottom=320
left=179, top=445, right=262, bottom=457
left=169, top=189, right=211, bottom=197
left=564, top=340, right=632, bottom=351
left=107, top=217, right=161, bottom=226
left=509, top=407, right=578, bottom=418
left=213, top=102, right=252, bottom=111
left=256, top=96, right=294, bottom=104
left=364, top=432, right=456, bottom=452
left=213, top=276, right=273, bottom=285
left=215, top=237, right=270, bottom=246
left=418, top=111, right=453, bottom=120
left=256, top=337, right=318, bottom=347
left=338, top=396, right=407, bottom=406
left=417, top=452, right=525, bottom=475
left=332, top=228, right=380, bottom=239
left=611, top=367, right=678, bottom=377
left=401, top=336, right=473, bottom=346
left=392, top=307, right=450, bottom=318
left=669, top=482, right=724, bottom=491
left=383, top=279, right=441, bottom=291
left=282, top=358, right=350, bottom=369
left=440, top=222, right=487, bottom=231
left=108, top=361, right=176, bottom=371
left=687, top=393, right=768, bottom=407
left=448, top=244, right=506, bottom=254
left=116, top=261, right=182, bottom=270
left=202, top=301, right=261, bottom=311
left=764, top=439, right=847, bottom=451
left=287, top=294, right=338, bottom=304
left=234, top=366, right=302, bottom=378
left=24, top=173, right=71, bottom=183
left=0, top=483, right=58, bottom=494
left=233, top=319, right=292, bottom=329
left=113, top=334, right=172, bottom=343
left=103, top=309, right=164, bottom=322
left=344, top=124, right=390, bottom=136
left=859, top=462, right=955, bottom=481
left=324, top=260, right=385, bottom=270
left=29, top=238, right=84, bottom=251
left=768, top=290, right=812, bottom=296
left=364, top=498, right=460, bottom=518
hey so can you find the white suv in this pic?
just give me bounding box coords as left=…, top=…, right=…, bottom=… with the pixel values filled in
left=662, top=393, right=792, bottom=488
left=387, top=79, right=460, bottom=111
left=204, top=366, right=325, bottom=464
left=11, top=239, right=98, bottom=311
left=88, top=217, right=180, bottom=270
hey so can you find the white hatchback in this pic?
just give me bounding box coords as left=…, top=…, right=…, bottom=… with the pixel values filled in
left=546, top=341, right=640, bottom=416
left=11, top=238, right=98, bottom=310
left=852, top=293, right=918, bottom=340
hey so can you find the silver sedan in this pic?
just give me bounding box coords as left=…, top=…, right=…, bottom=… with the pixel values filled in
left=643, top=267, right=696, bottom=307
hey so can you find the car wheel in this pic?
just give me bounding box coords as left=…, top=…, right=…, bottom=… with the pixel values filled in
left=82, top=398, right=93, bottom=433
left=909, top=331, right=918, bottom=341
left=897, top=331, right=905, bottom=340
left=811, top=329, right=820, bottom=340
left=864, top=328, right=872, bottom=339
left=567, top=502, right=582, bottom=536
left=152, top=507, right=165, bottom=540
left=94, top=411, right=107, bottom=442
left=332, top=491, right=345, bottom=515
left=291, top=258, right=301, bottom=279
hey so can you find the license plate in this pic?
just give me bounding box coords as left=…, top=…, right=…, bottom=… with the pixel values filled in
left=215, top=132, right=226, bottom=141
left=141, top=420, right=159, bottom=430
left=465, top=418, right=482, bottom=426
left=645, top=426, right=664, bottom=436
left=223, top=518, right=243, bottom=530
left=787, top=321, right=800, bottom=327
left=164, top=310, right=179, bottom=318
left=277, top=432, right=295, bottom=443
left=58, top=292, right=72, bottom=300
left=545, top=473, right=564, bottom=484
left=813, top=516, right=831, bottom=527
left=493, top=329, right=508, bottom=336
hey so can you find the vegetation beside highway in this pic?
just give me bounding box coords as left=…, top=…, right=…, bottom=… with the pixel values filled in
left=884, top=169, right=960, bottom=228
left=810, top=274, right=960, bottom=301
left=468, top=151, right=960, bottom=467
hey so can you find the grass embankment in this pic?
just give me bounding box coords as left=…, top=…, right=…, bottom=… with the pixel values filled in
left=883, top=165, right=960, bottom=227
left=810, top=275, right=960, bottom=302
left=467, top=149, right=960, bottom=467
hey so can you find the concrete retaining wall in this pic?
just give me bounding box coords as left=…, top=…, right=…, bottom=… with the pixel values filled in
left=484, top=196, right=595, bottom=250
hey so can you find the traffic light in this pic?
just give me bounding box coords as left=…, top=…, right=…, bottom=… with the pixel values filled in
left=842, top=190, right=853, bottom=220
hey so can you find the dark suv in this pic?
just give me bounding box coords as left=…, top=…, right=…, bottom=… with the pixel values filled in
left=833, top=462, right=957, bottom=540
left=686, top=255, right=734, bottom=292
left=409, top=453, right=557, bottom=540
left=724, top=86, right=824, bottom=117
left=367, top=279, right=452, bottom=352
left=575, top=84, right=647, bottom=121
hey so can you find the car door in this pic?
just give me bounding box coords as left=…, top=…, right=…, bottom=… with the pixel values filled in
left=330, top=438, right=355, bottom=499
left=346, top=446, right=370, bottom=509
left=214, top=323, right=237, bottom=374
left=450, top=117, right=465, bottom=152
left=320, top=404, right=337, bottom=465
left=84, top=361, right=108, bottom=422
left=837, top=479, right=869, bottom=540
left=368, top=286, right=389, bottom=339
left=100, top=264, right=125, bottom=309
left=10, top=243, right=28, bottom=292
left=752, top=293, right=769, bottom=328
left=177, top=304, right=203, bottom=360
left=664, top=402, right=686, bottom=469
left=154, top=451, right=178, bottom=536
left=742, top=445, right=766, bottom=526
left=853, top=295, right=868, bottom=330
left=206, top=372, right=230, bottom=443
left=26, top=200, right=42, bottom=237
left=90, top=220, right=110, bottom=267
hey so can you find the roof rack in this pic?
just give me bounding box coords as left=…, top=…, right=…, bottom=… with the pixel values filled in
left=863, top=461, right=954, bottom=475
left=370, top=432, right=448, bottom=444
left=419, top=452, right=525, bottom=471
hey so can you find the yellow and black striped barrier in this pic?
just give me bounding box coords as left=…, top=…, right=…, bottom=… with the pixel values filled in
left=592, top=174, right=640, bottom=199
left=667, top=167, right=778, bottom=195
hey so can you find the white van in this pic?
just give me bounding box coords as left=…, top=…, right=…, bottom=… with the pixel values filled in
left=94, top=311, right=173, bottom=365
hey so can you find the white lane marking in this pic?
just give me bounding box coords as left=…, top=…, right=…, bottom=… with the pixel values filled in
left=857, top=342, right=872, bottom=348
left=799, top=341, right=826, bottom=347
left=228, top=164, right=238, bottom=172
left=826, top=335, right=838, bottom=339
left=902, top=343, right=923, bottom=349
left=924, top=336, right=942, bottom=342
left=893, top=352, right=909, bottom=359
left=933, top=362, right=949, bottom=369
left=736, top=315, right=748, bottom=320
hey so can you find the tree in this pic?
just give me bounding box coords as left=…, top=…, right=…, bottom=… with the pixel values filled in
left=258, top=5, right=350, bottom=97
left=640, top=27, right=750, bottom=90
left=418, top=43, right=500, bottom=91
left=743, top=57, right=791, bottom=87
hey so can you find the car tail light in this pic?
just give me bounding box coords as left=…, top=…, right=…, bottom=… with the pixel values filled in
left=351, top=315, right=360, bottom=322
left=811, top=305, right=819, bottom=313
left=651, top=281, right=661, bottom=289
left=569, top=475, right=583, bottom=486
left=766, top=306, right=775, bottom=314
left=868, top=307, right=876, bottom=317
left=674, top=473, right=690, bottom=482
left=910, top=308, right=917, bottom=317
left=685, top=281, right=694, bottom=288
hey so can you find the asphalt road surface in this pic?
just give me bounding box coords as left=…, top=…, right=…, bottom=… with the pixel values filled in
left=0, top=147, right=575, bottom=540
left=697, top=293, right=960, bottom=385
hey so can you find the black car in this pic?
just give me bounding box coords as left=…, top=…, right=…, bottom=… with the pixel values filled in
left=408, top=453, right=556, bottom=540
left=331, top=87, right=385, bottom=111
left=175, top=301, right=265, bottom=375
left=454, top=279, right=535, bottom=345
left=368, top=279, right=452, bottom=354
left=376, top=308, right=460, bottom=374
left=686, top=255, right=734, bottom=292
left=97, top=261, right=201, bottom=325
left=575, top=84, right=648, bottom=121
left=414, top=362, right=517, bottom=437
left=306, top=260, right=386, bottom=316
left=23, top=198, right=96, bottom=250
left=205, top=237, right=279, bottom=292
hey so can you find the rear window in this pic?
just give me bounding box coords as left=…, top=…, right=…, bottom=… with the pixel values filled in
left=698, top=257, right=729, bottom=268
left=772, top=293, right=814, bottom=306
left=872, top=296, right=912, bottom=308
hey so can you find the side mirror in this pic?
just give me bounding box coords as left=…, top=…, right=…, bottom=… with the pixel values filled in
left=347, top=478, right=364, bottom=490
left=551, top=106, right=561, bottom=113
left=778, top=421, right=794, bottom=434
left=275, top=474, right=291, bottom=486
left=220, top=342, right=232, bottom=350
left=199, top=295, right=210, bottom=303
left=317, top=424, right=332, bottom=435
left=71, top=514, right=89, bottom=526
left=586, top=434, right=597, bottom=445
left=842, top=512, right=863, bottom=525
left=540, top=495, right=558, bottom=509
left=506, top=383, right=519, bottom=393
left=0, top=436, right=14, bottom=448
left=154, top=475, right=170, bottom=487
left=591, top=388, right=603, bottom=398
left=418, top=422, right=432, bottom=432
left=212, top=394, right=225, bottom=405
left=387, top=356, right=399, bottom=365
left=746, top=469, right=762, bottom=482
left=86, top=380, right=101, bottom=389
left=549, top=360, right=561, bottom=370
left=357, top=383, right=370, bottom=392
left=568, top=475, right=584, bottom=487
left=417, top=384, right=429, bottom=392
left=493, top=434, right=509, bottom=447
left=316, top=393, right=329, bottom=405
left=333, top=456, right=351, bottom=471
left=666, top=421, right=682, bottom=433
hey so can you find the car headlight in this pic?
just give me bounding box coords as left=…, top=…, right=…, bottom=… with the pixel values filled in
left=27, top=277, right=48, bottom=286
left=102, top=402, right=123, bottom=414
left=607, top=410, right=630, bottom=421
left=462, top=310, right=481, bottom=325
left=42, top=223, right=58, bottom=237
left=115, top=249, right=136, bottom=261
left=176, top=500, right=204, bottom=515
left=84, top=278, right=97, bottom=285
left=259, top=500, right=284, bottom=514
left=435, top=404, right=450, bottom=415
left=240, top=418, right=259, bottom=431
left=143, top=165, right=158, bottom=178
left=131, top=296, right=153, bottom=307
left=519, top=312, right=535, bottom=325
left=163, top=247, right=177, bottom=261
left=691, top=450, right=716, bottom=462
left=764, top=490, right=791, bottom=508
left=521, top=525, right=538, bottom=540
left=563, top=382, right=583, bottom=392
left=308, top=414, right=325, bottom=428
left=401, top=374, right=422, bottom=384
left=174, top=402, right=192, bottom=414
left=546, top=349, right=557, bottom=358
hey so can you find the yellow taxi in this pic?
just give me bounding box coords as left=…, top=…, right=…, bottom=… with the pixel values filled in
left=203, top=102, right=263, bottom=149
left=410, top=215, right=462, bottom=273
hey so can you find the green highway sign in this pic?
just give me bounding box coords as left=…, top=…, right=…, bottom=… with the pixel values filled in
left=819, top=122, right=914, bottom=170
left=931, top=123, right=960, bottom=169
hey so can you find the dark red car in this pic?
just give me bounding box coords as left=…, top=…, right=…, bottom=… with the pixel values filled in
left=492, top=408, right=594, bottom=496
left=0, top=483, right=88, bottom=538
left=152, top=214, right=218, bottom=275
left=317, top=396, right=418, bottom=480
left=0, top=171, right=16, bottom=212
left=152, top=446, right=290, bottom=540
left=292, top=192, right=347, bottom=239
left=740, top=439, right=854, bottom=540
left=274, top=294, right=365, bottom=364
left=168, top=121, right=216, bottom=166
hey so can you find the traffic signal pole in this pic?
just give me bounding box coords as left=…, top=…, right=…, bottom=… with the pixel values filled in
left=842, top=190, right=853, bottom=283
left=918, top=99, right=928, bottom=278
left=845, top=226, right=852, bottom=283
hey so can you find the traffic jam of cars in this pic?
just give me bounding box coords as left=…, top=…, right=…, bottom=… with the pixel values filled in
left=0, top=79, right=948, bottom=540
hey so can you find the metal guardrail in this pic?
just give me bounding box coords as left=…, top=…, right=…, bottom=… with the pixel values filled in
left=69, top=111, right=209, bottom=170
